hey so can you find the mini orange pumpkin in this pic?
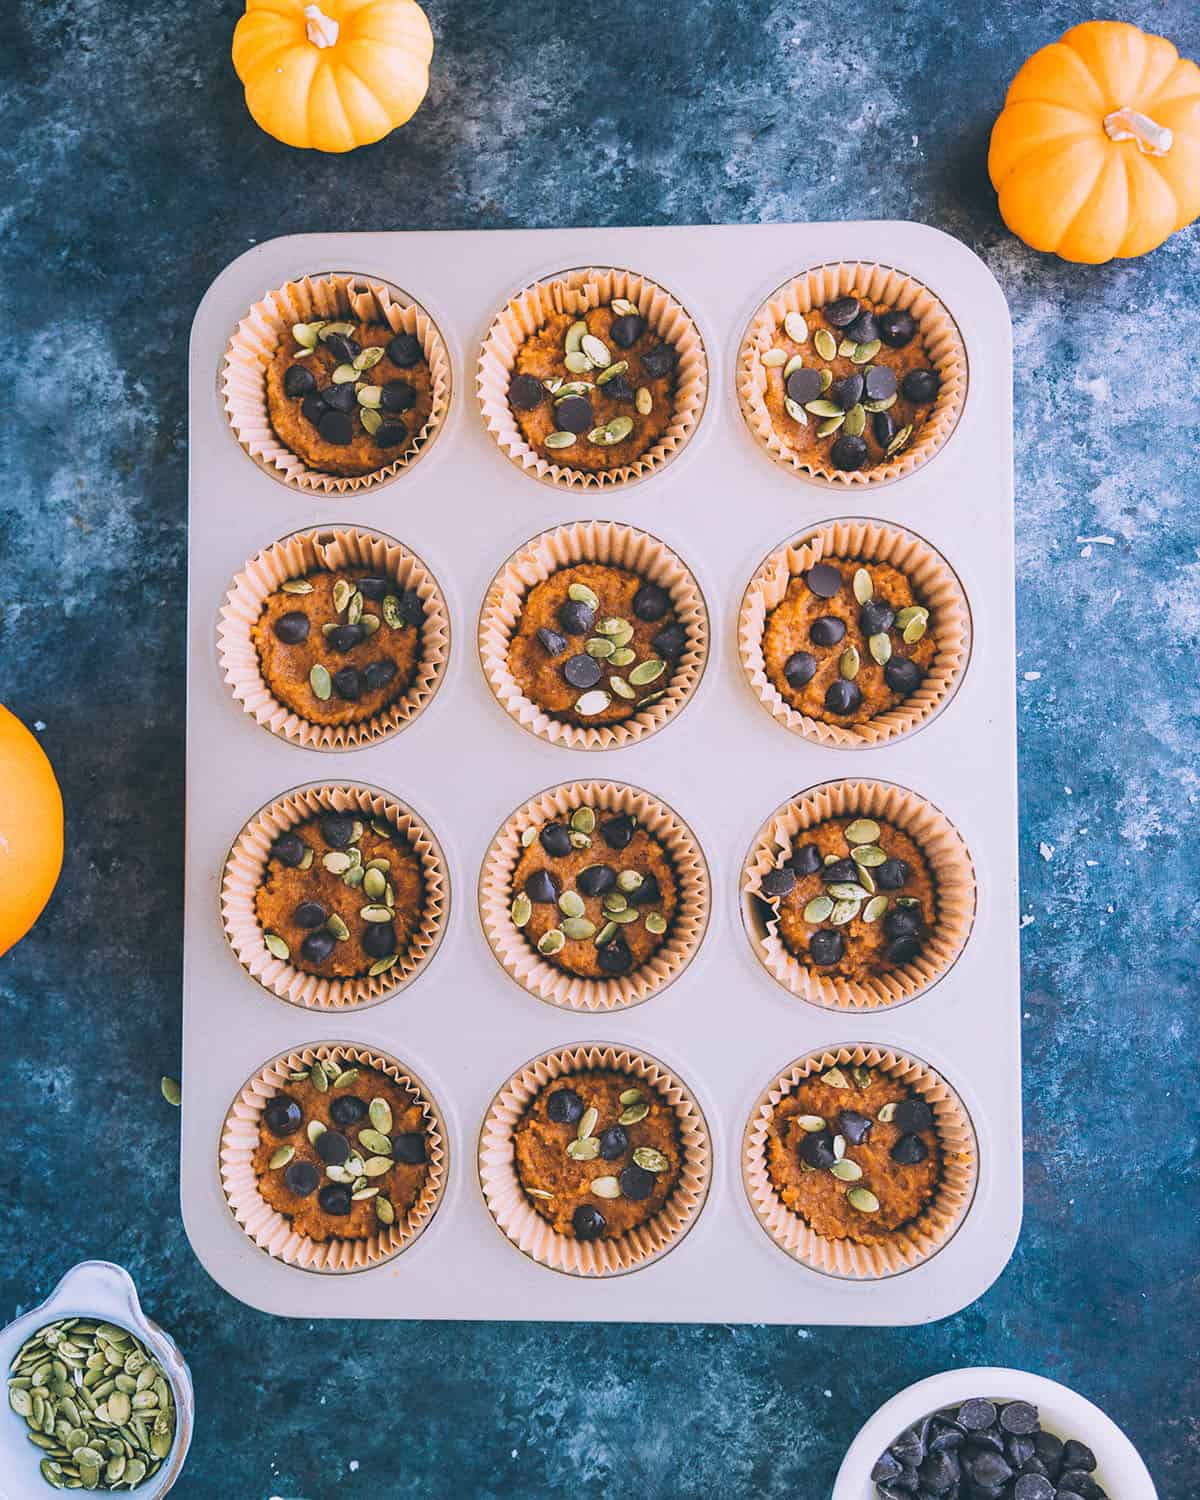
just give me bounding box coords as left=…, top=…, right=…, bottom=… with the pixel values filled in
left=0, top=704, right=63, bottom=957
left=233, top=0, right=434, bottom=154
left=988, top=20, right=1200, bottom=262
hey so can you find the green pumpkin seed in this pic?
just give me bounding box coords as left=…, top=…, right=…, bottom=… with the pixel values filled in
left=784, top=311, right=808, bottom=343
left=838, top=337, right=857, bottom=358
left=292, top=320, right=326, bottom=346
left=632, top=1146, right=670, bottom=1173
left=381, top=594, right=405, bottom=629
left=322, top=850, right=351, bottom=875
left=358, top=1129, right=392, bottom=1156
left=356, top=383, right=382, bottom=410
left=608, top=622, right=634, bottom=649
left=851, top=1064, right=872, bottom=1089
left=843, top=403, right=867, bottom=437
left=619, top=1087, right=643, bottom=1106
left=596, top=360, right=628, bottom=385
left=359, top=905, right=392, bottom=923
left=363, top=1156, right=392, bottom=1177
left=830, top=898, right=861, bottom=925
left=544, top=430, right=577, bottom=449
left=869, top=632, right=892, bottom=665
left=603, top=891, right=628, bottom=914
left=635, top=386, right=653, bottom=415
left=280, top=578, right=314, bottom=595
left=819, top=369, right=833, bottom=392
left=885, top=423, right=913, bottom=456
left=761, top=347, right=787, bottom=367
left=586, top=636, right=615, bottom=658
left=562, top=916, right=597, bottom=941
left=563, top=351, right=591, bottom=376
left=553, top=381, right=592, bottom=401
left=817, top=415, right=845, bottom=436
left=331, top=363, right=359, bottom=384
left=588, top=415, right=634, bottom=445
left=863, top=896, right=890, bottom=927
left=558, top=890, right=585, bottom=919
left=353, top=346, right=385, bottom=371
left=568, top=806, right=595, bottom=834
left=362, top=867, right=387, bottom=901
left=594, top=920, right=618, bottom=946
left=263, top=932, right=290, bottom=961
left=805, top=399, right=843, bottom=418
left=520, top=826, right=538, bottom=848
left=840, top=646, right=860, bottom=680
left=537, top=929, right=565, bottom=956
left=629, top=658, right=665, bottom=686
left=644, top=912, right=668, bottom=934
left=590, top=1175, right=621, bottom=1199
left=903, top=616, right=928, bottom=644
left=10, top=1387, right=33, bottom=1417
left=619, top=1101, right=650, bottom=1125
left=896, top=895, right=921, bottom=908
left=575, top=690, right=611, bottom=715
left=609, top=648, right=636, bottom=667
left=511, top=893, right=532, bottom=928
left=332, top=1068, right=359, bottom=1088
left=359, top=612, right=380, bottom=638
left=566, top=1137, right=599, bottom=1161
left=851, top=339, right=882, bottom=364
left=565, top=319, right=588, bottom=354
left=611, top=298, right=639, bottom=316
left=847, top=1187, right=880, bottom=1213
left=581, top=333, right=611, bottom=367
left=814, top=328, right=837, bottom=361
left=821, top=1067, right=849, bottom=1088
left=796, top=1115, right=826, bottom=1132
left=319, top=321, right=355, bottom=338
left=877, top=1101, right=898, bottom=1124
left=309, top=664, right=332, bottom=700
left=373, top=1196, right=396, bottom=1227
left=803, top=896, right=834, bottom=924
left=863, top=393, right=897, bottom=413
left=308, top=1061, right=328, bottom=1092
left=369, top=1097, right=392, bottom=1133
left=845, top=818, right=881, bottom=845
left=784, top=397, right=809, bottom=425
left=783, top=353, right=806, bottom=377
left=827, top=882, right=871, bottom=901
left=367, top=954, right=397, bottom=977
left=895, top=605, right=927, bottom=629
left=159, top=1076, right=181, bottom=1107
left=268, top=1145, right=294, bottom=1170
left=830, top=1159, right=863, bottom=1182
left=569, top=831, right=592, bottom=849
left=578, top=1107, right=597, bottom=1141
left=332, top=579, right=354, bottom=613
left=568, top=583, right=599, bottom=609
left=852, top=845, right=887, bottom=868
left=326, top=913, right=350, bottom=940
left=346, top=590, right=364, bottom=625
left=596, top=616, right=626, bottom=636
left=613, top=870, right=641, bottom=893
left=851, top=567, right=874, bottom=603
left=605, top=676, right=630, bottom=700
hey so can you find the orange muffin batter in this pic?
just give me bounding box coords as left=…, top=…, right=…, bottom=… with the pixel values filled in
left=252, top=567, right=424, bottom=726
left=254, top=1058, right=428, bottom=1242
left=758, top=816, right=935, bottom=981
left=766, top=1063, right=941, bottom=1244
left=759, top=292, right=939, bottom=472
left=515, top=1070, right=681, bottom=1240
left=511, top=807, right=677, bottom=980
left=762, top=557, right=935, bottom=725
left=507, top=563, right=686, bottom=727
left=508, top=301, right=677, bottom=472
left=255, top=811, right=424, bottom=980
left=266, top=320, right=433, bottom=477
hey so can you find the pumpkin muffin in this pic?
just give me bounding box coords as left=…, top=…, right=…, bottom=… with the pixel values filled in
left=254, top=1056, right=429, bottom=1243
left=754, top=292, right=941, bottom=473
left=266, top=319, right=433, bottom=478
left=763, top=557, right=935, bottom=725
left=255, top=810, right=424, bottom=981
left=765, top=1060, right=941, bottom=1244
left=506, top=562, right=688, bottom=728
left=253, top=566, right=425, bottom=726
left=510, top=805, right=677, bottom=979
left=505, top=298, right=678, bottom=473
left=756, top=815, right=935, bottom=981
left=515, top=1070, right=682, bottom=1241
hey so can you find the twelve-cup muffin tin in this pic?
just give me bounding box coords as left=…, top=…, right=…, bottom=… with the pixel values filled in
left=184, top=223, right=1019, bottom=1322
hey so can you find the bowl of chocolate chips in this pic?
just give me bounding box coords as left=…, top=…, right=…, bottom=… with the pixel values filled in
left=833, top=1368, right=1156, bottom=1500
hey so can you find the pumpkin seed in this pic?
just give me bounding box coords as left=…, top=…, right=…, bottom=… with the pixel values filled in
left=827, top=882, right=871, bottom=901
left=803, top=896, right=834, bottom=924
left=332, top=1068, right=359, bottom=1088
left=784, top=311, right=808, bottom=343
left=851, top=1064, right=872, bottom=1089
left=903, top=615, right=928, bottom=644
left=821, top=1067, right=849, bottom=1088
left=840, top=646, right=860, bottom=680
left=363, top=1156, right=392, bottom=1177
left=818, top=415, right=845, bottom=436
left=852, top=844, right=887, bottom=868
left=159, top=1076, right=181, bottom=1107
left=292, top=320, right=325, bottom=347
left=603, top=892, right=628, bottom=914
left=805, top=399, right=843, bottom=418
left=611, top=298, right=639, bottom=316
left=358, top=1129, right=392, bottom=1156
left=360, top=905, right=392, bottom=923
left=369, top=1097, right=392, bottom=1133
left=847, top=1187, right=880, bottom=1213
left=332, top=579, right=353, bottom=613
left=629, top=658, right=665, bottom=686
left=319, top=321, right=355, bottom=338
left=353, top=346, right=384, bottom=371
left=619, top=1087, right=643, bottom=1106
left=374, top=1195, right=396, bottom=1226
left=850, top=567, right=874, bottom=605
left=632, top=1146, right=670, bottom=1173
left=308, top=1061, right=328, bottom=1092
left=814, top=328, right=837, bottom=360
left=581, top=334, right=611, bottom=367
left=885, top=423, right=913, bottom=456
left=558, top=890, right=585, bottom=919
left=520, top=826, right=538, bottom=847
left=784, top=397, right=809, bottom=425
left=565, top=319, right=588, bottom=354
left=606, top=907, right=638, bottom=924
left=619, top=1100, right=650, bottom=1125
left=614, top=870, right=642, bottom=893
left=566, top=1137, right=599, bottom=1161
left=544, top=430, right=577, bottom=449
left=843, top=403, right=867, bottom=437
left=569, top=831, right=592, bottom=849
left=380, top=594, right=405, bottom=629
left=322, top=850, right=351, bottom=875
left=537, top=929, right=565, bottom=956
left=368, top=954, right=397, bottom=977
left=590, top=1175, right=621, bottom=1199
left=346, top=590, right=363, bottom=625
left=596, top=616, right=626, bottom=636
left=644, top=912, right=668, bottom=934
left=309, top=664, right=332, bottom=700
left=511, top=893, right=532, bottom=928
left=595, top=920, right=618, bottom=946
left=280, top=578, right=314, bottom=595
left=361, top=609, right=382, bottom=639
left=570, top=807, right=596, bottom=834
left=363, top=867, right=387, bottom=901
left=895, top=605, right=927, bottom=630
left=525, top=1187, right=554, bottom=1201
left=351, top=1187, right=379, bottom=1202
left=783, top=353, right=806, bottom=378
left=831, top=1159, right=863, bottom=1182
left=356, top=384, right=382, bottom=409
left=863, top=393, right=897, bottom=413
left=586, top=637, right=615, bottom=658
left=851, top=339, right=881, bottom=364
left=845, top=818, right=881, bottom=844
left=608, top=621, right=634, bottom=648
left=762, top=347, right=787, bottom=367
left=877, top=1101, right=898, bottom=1123
left=264, top=932, right=290, bottom=961
left=819, top=369, right=833, bottom=392
left=563, top=351, right=592, bottom=374
left=596, top=360, right=628, bottom=385
left=635, top=386, right=653, bottom=415
left=562, top=916, right=597, bottom=941
left=553, top=381, right=592, bottom=401
left=268, top=1145, right=294, bottom=1170
left=325, top=913, right=350, bottom=941
left=830, top=898, right=861, bottom=925
left=609, top=676, right=634, bottom=700
left=839, top=337, right=857, bottom=358
left=575, top=690, right=611, bottom=716
left=796, top=1115, right=826, bottom=1132
left=896, top=896, right=921, bottom=908
left=331, top=363, right=359, bottom=384
left=869, top=632, right=892, bottom=665
left=568, top=583, right=600, bottom=609
left=588, top=415, right=634, bottom=445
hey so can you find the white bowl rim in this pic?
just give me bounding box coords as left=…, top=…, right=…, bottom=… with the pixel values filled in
left=0, top=1261, right=194, bottom=1500
left=833, top=1365, right=1157, bottom=1500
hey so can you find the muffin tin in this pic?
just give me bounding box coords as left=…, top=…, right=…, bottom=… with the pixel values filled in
left=184, top=223, right=1019, bottom=1321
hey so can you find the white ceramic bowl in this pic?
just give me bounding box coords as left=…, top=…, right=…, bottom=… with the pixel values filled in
left=834, top=1367, right=1156, bottom=1500
left=0, top=1262, right=194, bottom=1499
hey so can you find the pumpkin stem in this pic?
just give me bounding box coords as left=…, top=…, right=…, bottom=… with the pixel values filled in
left=1104, top=106, right=1173, bottom=158
left=304, top=3, right=339, bottom=48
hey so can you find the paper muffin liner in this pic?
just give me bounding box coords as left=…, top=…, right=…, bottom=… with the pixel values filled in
left=476, top=265, right=707, bottom=490
left=217, top=525, right=450, bottom=752
left=479, top=781, right=710, bottom=1011
left=736, top=262, right=967, bottom=485
left=479, top=1042, right=711, bottom=1277
left=478, top=521, right=709, bottom=751
left=738, top=518, right=971, bottom=748
left=743, top=1043, right=977, bottom=1279
left=220, top=1041, right=448, bottom=1274
left=221, top=271, right=451, bottom=494
left=741, top=780, right=975, bottom=1009
left=221, top=782, right=449, bottom=1009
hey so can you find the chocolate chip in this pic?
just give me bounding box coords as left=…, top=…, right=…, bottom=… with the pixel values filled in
left=525, top=869, right=560, bottom=904
left=315, top=1128, right=350, bottom=1165
left=830, top=373, right=864, bottom=410
left=1060, top=1442, right=1096, bottom=1474
left=872, top=409, right=897, bottom=448
left=809, top=929, right=844, bottom=965
left=601, top=815, right=635, bottom=850
left=271, top=833, right=306, bottom=867
left=386, top=333, right=421, bottom=367
left=326, top=623, right=364, bottom=652
left=301, top=393, right=325, bottom=426
left=901, top=368, right=939, bottom=404
left=323, top=332, right=360, bottom=364
left=321, top=815, right=358, bottom=848
left=598, top=1125, right=628, bottom=1160
left=318, top=410, right=355, bottom=445
left=893, top=1098, right=934, bottom=1133
left=957, top=1399, right=998, bottom=1432
left=884, top=906, right=922, bottom=940
left=967, top=1451, right=1013, bottom=1487
left=555, top=394, right=593, bottom=433
left=627, top=873, right=660, bottom=906
left=362, top=921, right=396, bottom=959
left=380, top=380, right=416, bottom=412
left=547, top=1088, right=583, bottom=1124
left=558, top=599, right=595, bottom=635
left=830, top=433, right=868, bottom=471
left=273, top=611, right=310, bottom=645
left=374, top=422, right=408, bottom=447
left=804, top=562, right=842, bottom=598
left=332, top=666, right=361, bottom=700
left=618, top=1162, right=656, bottom=1200
left=874, top=858, right=910, bottom=891
left=810, top=615, right=846, bottom=647
left=572, top=1203, right=607, bottom=1238
left=300, top=929, right=336, bottom=963
left=563, top=654, right=602, bottom=690
left=363, top=659, right=397, bottom=692
left=864, top=365, right=898, bottom=401
left=845, top=310, right=879, bottom=344
left=839, top=1110, right=873, bottom=1145
left=891, top=1132, right=929, bottom=1164
left=597, top=937, right=633, bottom=974
left=1000, top=1403, right=1039, bottom=1437
left=576, top=864, right=617, bottom=897
left=886, top=935, right=922, bottom=962
left=293, top=901, right=326, bottom=929
left=393, top=1132, right=426, bottom=1165
left=884, top=657, right=923, bottom=695
left=284, top=364, right=316, bottom=397
left=640, top=344, right=676, bottom=379
left=824, top=297, right=860, bottom=328
left=264, top=1096, right=302, bottom=1135
left=785, top=367, right=823, bottom=405
left=321, top=383, right=358, bottom=412
left=822, top=858, right=859, bottom=884
left=1014, top=1477, right=1054, bottom=1500
left=604, top=374, right=635, bottom=403
left=800, top=1129, right=836, bottom=1169
left=878, top=309, right=917, bottom=347
left=824, top=678, right=862, bottom=714
left=633, top=582, right=670, bottom=621
left=356, top=577, right=390, bottom=600
left=761, top=867, right=796, bottom=899
left=651, top=622, right=687, bottom=659
left=397, top=588, right=425, bottom=626
left=318, top=1184, right=351, bottom=1217
left=788, top=844, right=822, bottom=875
left=860, top=599, right=895, bottom=635
left=508, top=373, right=545, bottom=410
left=283, top=1161, right=319, bottom=1197
left=537, top=627, right=568, bottom=656
left=784, top=651, right=817, bottom=689
left=610, top=313, right=645, bottom=348
left=539, top=823, right=573, bottom=858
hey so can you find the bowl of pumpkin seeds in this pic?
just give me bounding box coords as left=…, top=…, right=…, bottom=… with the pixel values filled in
left=2, top=1261, right=192, bottom=1496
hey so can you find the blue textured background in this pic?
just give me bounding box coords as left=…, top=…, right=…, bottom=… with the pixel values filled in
left=1, top=1, right=1198, bottom=1496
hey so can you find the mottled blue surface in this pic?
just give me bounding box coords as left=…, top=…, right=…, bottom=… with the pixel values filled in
left=1, top=0, right=1198, bottom=1496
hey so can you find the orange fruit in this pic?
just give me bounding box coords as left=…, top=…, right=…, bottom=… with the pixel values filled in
left=0, top=703, right=63, bottom=956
